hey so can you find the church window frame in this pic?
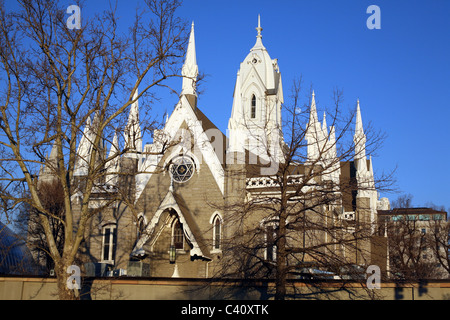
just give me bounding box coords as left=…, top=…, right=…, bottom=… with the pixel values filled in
left=136, top=214, right=146, bottom=239
left=101, top=223, right=117, bottom=264
left=261, top=218, right=279, bottom=262
left=210, top=212, right=223, bottom=252
left=171, top=219, right=185, bottom=250
left=251, top=94, right=257, bottom=119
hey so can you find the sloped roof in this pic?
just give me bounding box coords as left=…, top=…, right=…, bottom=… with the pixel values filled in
left=131, top=190, right=210, bottom=261
left=192, top=103, right=227, bottom=169
left=172, top=192, right=210, bottom=259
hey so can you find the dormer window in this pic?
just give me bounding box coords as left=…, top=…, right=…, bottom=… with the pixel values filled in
left=251, top=95, right=256, bottom=119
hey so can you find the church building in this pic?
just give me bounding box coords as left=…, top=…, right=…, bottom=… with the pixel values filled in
left=38, top=17, right=390, bottom=279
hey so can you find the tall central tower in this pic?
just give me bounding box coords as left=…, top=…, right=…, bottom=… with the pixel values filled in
left=228, top=16, right=284, bottom=164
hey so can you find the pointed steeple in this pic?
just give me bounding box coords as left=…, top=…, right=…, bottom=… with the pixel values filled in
left=47, top=141, right=58, bottom=166
left=353, top=99, right=367, bottom=167
left=306, top=90, right=322, bottom=163
left=309, top=90, right=319, bottom=124
left=368, top=155, right=375, bottom=187
left=354, top=99, right=365, bottom=137
left=181, top=22, right=198, bottom=97
left=230, top=71, right=243, bottom=120
left=74, top=115, right=92, bottom=176
left=228, top=71, right=244, bottom=153
left=106, top=131, right=120, bottom=186
left=124, top=87, right=142, bottom=158
left=251, top=14, right=266, bottom=51
left=227, top=15, right=284, bottom=164
left=329, top=125, right=336, bottom=147
left=39, top=141, right=59, bottom=183
left=109, top=131, right=119, bottom=158
left=322, top=111, right=328, bottom=136
left=322, top=124, right=341, bottom=185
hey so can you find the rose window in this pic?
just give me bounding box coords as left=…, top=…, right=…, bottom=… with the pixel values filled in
left=169, top=156, right=195, bottom=183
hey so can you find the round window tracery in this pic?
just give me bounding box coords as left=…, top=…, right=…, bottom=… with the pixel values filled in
left=169, top=156, right=195, bottom=183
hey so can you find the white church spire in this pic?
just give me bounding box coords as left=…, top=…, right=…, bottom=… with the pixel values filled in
left=181, top=22, right=198, bottom=97
left=227, top=15, right=284, bottom=165
left=306, top=90, right=327, bottom=164
left=352, top=100, right=378, bottom=230
left=106, top=131, right=120, bottom=187
left=124, top=87, right=142, bottom=158
left=74, top=115, right=92, bottom=176
left=322, top=112, right=328, bottom=136
left=353, top=99, right=374, bottom=198
left=355, top=99, right=365, bottom=137
left=353, top=99, right=367, bottom=170
left=39, top=140, right=60, bottom=183
left=309, top=91, right=319, bottom=124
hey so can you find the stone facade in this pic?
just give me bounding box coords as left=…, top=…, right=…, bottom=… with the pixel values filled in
left=36, top=18, right=391, bottom=280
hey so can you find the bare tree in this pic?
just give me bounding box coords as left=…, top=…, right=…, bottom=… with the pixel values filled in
left=391, top=193, right=414, bottom=209
left=386, top=217, right=439, bottom=280
left=383, top=196, right=449, bottom=280
left=427, top=217, right=450, bottom=278
left=0, top=0, right=188, bottom=299
left=26, top=180, right=65, bottom=275
left=211, top=79, right=393, bottom=300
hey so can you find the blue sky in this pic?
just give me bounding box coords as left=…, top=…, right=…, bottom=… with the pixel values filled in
left=175, top=0, right=450, bottom=210
left=7, top=0, right=450, bottom=210
left=176, top=0, right=450, bottom=210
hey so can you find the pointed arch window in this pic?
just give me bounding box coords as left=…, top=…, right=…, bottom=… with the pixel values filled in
left=212, top=215, right=222, bottom=251
left=172, top=219, right=184, bottom=250
left=251, top=94, right=256, bottom=119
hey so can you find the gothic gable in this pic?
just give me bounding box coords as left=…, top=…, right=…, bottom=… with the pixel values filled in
left=132, top=190, right=210, bottom=260
left=135, top=94, right=226, bottom=202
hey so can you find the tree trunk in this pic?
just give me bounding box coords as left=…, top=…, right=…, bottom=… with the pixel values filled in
left=275, top=263, right=287, bottom=300
left=55, top=260, right=79, bottom=300
left=275, top=217, right=287, bottom=300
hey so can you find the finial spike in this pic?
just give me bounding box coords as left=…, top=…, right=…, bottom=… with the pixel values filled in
left=355, top=99, right=362, bottom=128
left=256, top=14, right=262, bottom=38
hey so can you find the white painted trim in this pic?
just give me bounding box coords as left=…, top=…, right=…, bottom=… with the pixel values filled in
left=131, top=191, right=205, bottom=259
left=160, top=95, right=225, bottom=195
left=100, top=223, right=117, bottom=265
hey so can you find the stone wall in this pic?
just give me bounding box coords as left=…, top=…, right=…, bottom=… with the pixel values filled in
left=1, top=276, right=450, bottom=300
